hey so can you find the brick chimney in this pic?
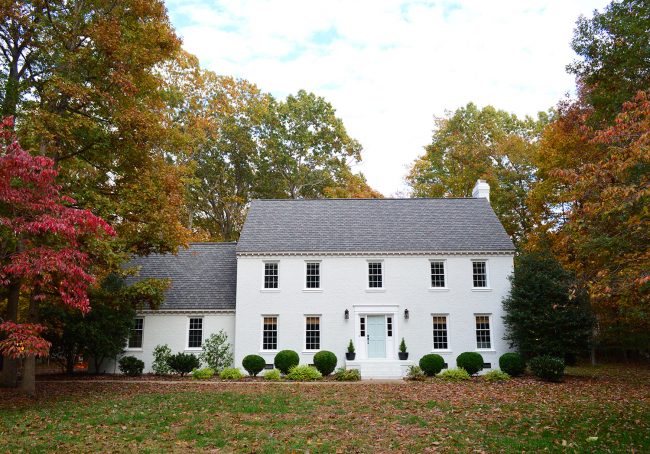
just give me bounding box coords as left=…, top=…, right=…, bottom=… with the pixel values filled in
left=472, top=179, right=490, bottom=201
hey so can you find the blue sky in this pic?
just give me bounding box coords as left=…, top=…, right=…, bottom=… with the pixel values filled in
left=164, top=0, right=609, bottom=196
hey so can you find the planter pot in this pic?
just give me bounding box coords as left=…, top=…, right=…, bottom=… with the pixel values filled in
left=346, top=352, right=356, bottom=361
left=398, top=352, right=409, bottom=360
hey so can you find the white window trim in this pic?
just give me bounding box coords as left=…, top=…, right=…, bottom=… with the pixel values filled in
left=471, top=259, right=492, bottom=291
left=185, top=316, right=204, bottom=351
left=431, top=313, right=451, bottom=353
left=429, top=259, right=449, bottom=291
left=303, top=260, right=323, bottom=292
left=366, top=259, right=385, bottom=291
left=303, top=314, right=322, bottom=353
left=474, top=313, right=495, bottom=352
left=260, top=314, right=279, bottom=353
left=125, top=316, right=144, bottom=352
left=261, top=260, right=280, bottom=291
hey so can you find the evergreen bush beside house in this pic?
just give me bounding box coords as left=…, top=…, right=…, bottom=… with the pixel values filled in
left=242, top=354, right=266, bottom=376
left=313, top=350, right=337, bottom=376
left=529, top=356, right=565, bottom=382
left=166, top=353, right=200, bottom=376
left=333, top=367, right=361, bottom=381
left=499, top=352, right=526, bottom=377
left=482, top=370, right=511, bottom=382
left=405, top=365, right=426, bottom=381
left=191, top=367, right=215, bottom=379
left=274, top=350, right=300, bottom=374
left=220, top=368, right=244, bottom=380
left=419, top=354, right=445, bottom=376
left=456, top=352, right=484, bottom=375
left=263, top=369, right=282, bottom=381
left=438, top=368, right=471, bottom=381
left=118, top=356, right=144, bottom=376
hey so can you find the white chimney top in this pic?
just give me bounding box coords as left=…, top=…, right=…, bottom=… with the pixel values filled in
left=472, top=179, right=490, bottom=201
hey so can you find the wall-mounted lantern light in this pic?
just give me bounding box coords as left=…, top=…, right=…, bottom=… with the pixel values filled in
left=404, top=309, right=409, bottom=320
left=344, top=309, right=349, bottom=320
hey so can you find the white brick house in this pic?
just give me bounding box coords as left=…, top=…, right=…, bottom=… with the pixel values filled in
left=110, top=180, right=515, bottom=378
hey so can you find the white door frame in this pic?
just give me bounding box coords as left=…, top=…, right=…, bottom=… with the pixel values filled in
left=353, top=304, right=399, bottom=360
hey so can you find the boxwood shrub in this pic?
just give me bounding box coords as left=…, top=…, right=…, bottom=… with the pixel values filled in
left=166, top=353, right=200, bottom=376
left=456, top=352, right=484, bottom=375
left=529, top=355, right=565, bottom=382
left=242, top=354, right=266, bottom=376
left=313, top=351, right=337, bottom=376
left=118, top=356, right=144, bottom=376
left=499, top=352, right=526, bottom=377
left=419, top=354, right=445, bottom=376
left=274, top=350, right=300, bottom=374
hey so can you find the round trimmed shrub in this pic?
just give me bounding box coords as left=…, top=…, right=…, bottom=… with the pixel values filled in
left=529, top=355, right=565, bottom=382
left=313, top=350, right=337, bottom=376
left=118, top=356, right=144, bottom=376
left=274, top=350, right=300, bottom=374
left=166, top=352, right=200, bottom=376
left=456, top=352, right=484, bottom=375
left=499, top=352, right=526, bottom=377
left=242, top=354, right=266, bottom=376
left=419, top=354, right=445, bottom=376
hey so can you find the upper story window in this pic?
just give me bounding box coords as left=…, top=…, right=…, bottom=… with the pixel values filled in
left=472, top=261, right=488, bottom=288
left=430, top=260, right=446, bottom=288
left=188, top=317, right=203, bottom=349
left=305, top=262, right=321, bottom=289
left=264, top=262, right=279, bottom=289
left=368, top=261, right=383, bottom=288
left=128, top=317, right=143, bottom=349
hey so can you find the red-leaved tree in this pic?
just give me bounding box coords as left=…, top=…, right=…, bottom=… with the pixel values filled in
left=0, top=117, right=114, bottom=394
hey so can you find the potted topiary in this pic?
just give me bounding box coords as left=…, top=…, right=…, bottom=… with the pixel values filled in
left=345, top=339, right=356, bottom=360
left=398, top=338, right=408, bottom=360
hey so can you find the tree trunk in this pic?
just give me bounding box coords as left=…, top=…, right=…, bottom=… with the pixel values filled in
left=590, top=346, right=597, bottom=366
left=1, top=280, right=20, bottom=388
left=19, top=293, right=40, bottom=396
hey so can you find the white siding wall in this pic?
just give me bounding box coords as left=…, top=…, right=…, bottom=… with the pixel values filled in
left=234, top=254, right=514, bottom=372
left=103, top=312, right=235, bottom=373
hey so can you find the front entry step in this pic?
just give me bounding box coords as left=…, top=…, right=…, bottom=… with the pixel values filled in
left=345, top=360, right=414, bottom=379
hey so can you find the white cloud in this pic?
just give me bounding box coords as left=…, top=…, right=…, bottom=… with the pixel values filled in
left=165, top=0, right=609, bottom=195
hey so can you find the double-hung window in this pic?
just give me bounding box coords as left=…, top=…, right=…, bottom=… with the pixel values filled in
left=430, top=260, right=446, bottom=288
left=305, top=262, right=320, bottom=289
left=472, top=261, right=488, bottom=288
left=262, top=316, right=278, bottom=351
left=475, top=315, right=491, bottom=349
left=128, top=317, right=143, bottom=349
left=264, top=262, right=279, bottom=289
left=368, top=261, right=383, bottom=288
left=305, top=316, right=320, bottom=350
left=432, top=315, right=448, bottom=350
left=188, top=318, right=203, bottom=349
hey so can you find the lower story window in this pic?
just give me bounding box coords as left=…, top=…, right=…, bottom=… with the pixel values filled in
left=432, top=315, right=448, bottom=350
left=475, top=315, right=491, bottom=349
left=128, top=317, right=143, bottom=349
left=305, top=316, right=320, bottom=350
left=188, top=318, right=203, bottom=349
left=263, top=316, right=278, bottom=350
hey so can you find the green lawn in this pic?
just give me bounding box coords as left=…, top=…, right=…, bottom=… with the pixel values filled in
left=1, top=364, right=649, bottom=453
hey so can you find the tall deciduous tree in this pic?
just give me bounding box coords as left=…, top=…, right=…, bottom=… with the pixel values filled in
left=406, top=103, right=548, bottom=244
left=0, top=123, right=113, bottom=393
left=568, top=0, right=650, bottom=125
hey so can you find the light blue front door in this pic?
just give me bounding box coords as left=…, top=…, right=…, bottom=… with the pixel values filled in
left=367, top=315, right=386, bottom=358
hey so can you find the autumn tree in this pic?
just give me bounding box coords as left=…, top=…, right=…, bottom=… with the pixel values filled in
left=406, top=103, right=548, bottom=244
left=0, top=122, right=113, bottom=393
left=568, top=0, right=650, bottom=125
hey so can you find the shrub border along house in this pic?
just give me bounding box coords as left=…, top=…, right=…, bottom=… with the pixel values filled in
left=242, top=354, right=266, bottom=376
left=456, top=352, right=484, bottom=375
left=274, top=350, right=300, bottom=374
left=118, top=356, right=144, bottom=377
left=499, top=352, right=526, bottom=377
left=313, top=351, right=337, bottom=376
left=529, top=355, right=565, bottom=382
left=419, top=354, right=445, bottom=376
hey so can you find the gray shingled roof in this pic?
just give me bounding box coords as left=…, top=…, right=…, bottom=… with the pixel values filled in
left=126, top=243, right=236, bottom=310
left=237, top=198, right=515, bottom=253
